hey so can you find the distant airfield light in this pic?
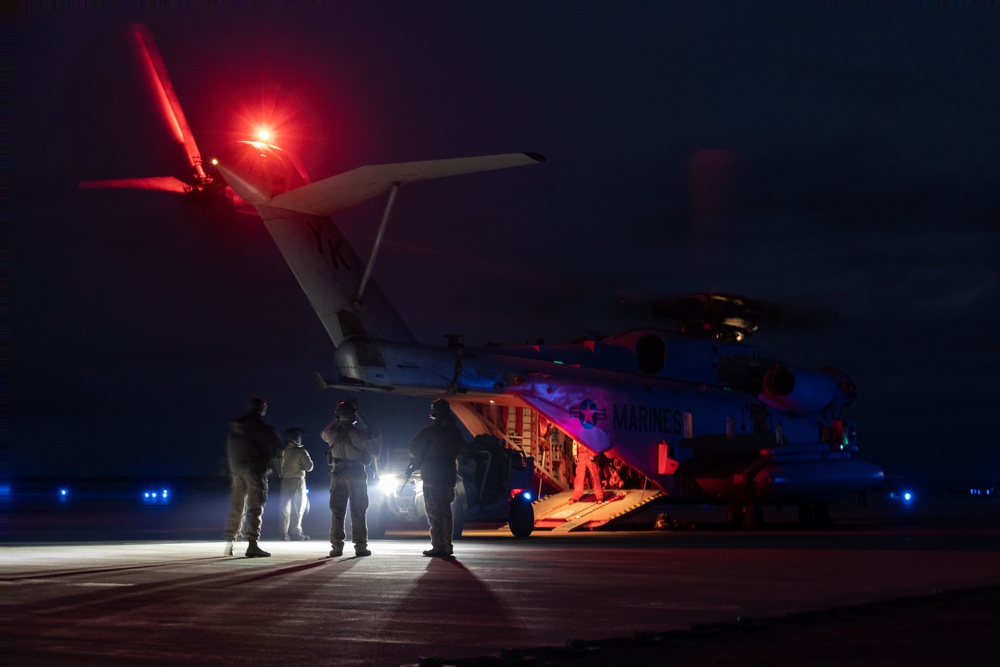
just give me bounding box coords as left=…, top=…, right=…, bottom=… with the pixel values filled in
left=903, top=491, right=913, bottom=502
left=211, top=158, right=219, bottom=166
left=59, top=488, right=69, bottom=502
left=142, top=487, right=172, bottom=504
left=522, top=491, right=533, bottom=502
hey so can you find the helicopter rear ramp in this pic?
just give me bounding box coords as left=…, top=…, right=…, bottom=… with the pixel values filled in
left=530, top=489, right=663, bottom=532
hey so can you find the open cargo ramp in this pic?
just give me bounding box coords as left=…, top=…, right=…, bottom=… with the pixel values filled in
left=527, top=488, right=664, bottom=532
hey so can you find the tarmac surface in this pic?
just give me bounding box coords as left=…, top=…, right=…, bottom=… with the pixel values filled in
left=3, top=482, right=999, bottom=666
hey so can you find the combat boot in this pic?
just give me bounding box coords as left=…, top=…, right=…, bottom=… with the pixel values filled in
left=329, top=547, right=343, bottom=557
left=245, top=541, right=271, bottom=558
left=422, top=548, right=450, bottom=557
left=355, top=547, right=372, bottom=557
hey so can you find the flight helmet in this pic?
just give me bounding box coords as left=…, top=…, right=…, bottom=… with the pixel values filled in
left=284, top=427, right=307, bottom=445
left=430, top=398, right=451, bottom=420
left=249, top=396, right=267, bottom=416
left=336, top=401, right=358, bottom=425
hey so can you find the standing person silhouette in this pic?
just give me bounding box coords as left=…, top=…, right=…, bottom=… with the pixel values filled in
left=224, top=396, right=281, bottom=558
left=278, top=427, right=314, bottom=541
left=408, top=399, right=465, bottom=558
left=322, top=401, right=380, bottom=557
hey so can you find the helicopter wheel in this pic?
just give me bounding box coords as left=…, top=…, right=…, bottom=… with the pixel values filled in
left=742, top=501, right=764, bottom=529
left=726, top=502, right=744, bottom=529
left=508, top=495, right=534, bottom=538
left=798, top=503, right=831, bottom=527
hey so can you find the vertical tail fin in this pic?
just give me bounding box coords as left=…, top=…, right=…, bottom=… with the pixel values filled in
left=217, top=153, right=543, bottom=347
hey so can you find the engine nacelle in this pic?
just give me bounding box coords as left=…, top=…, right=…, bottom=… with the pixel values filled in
left=758, top=365, right=842, bottom=417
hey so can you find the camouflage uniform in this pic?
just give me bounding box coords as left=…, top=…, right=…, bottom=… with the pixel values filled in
left=224, top=399, right=281, bottom=554
left=322, top=407, right=380, bottom=556
left=279, top=428, right=314, bottom=540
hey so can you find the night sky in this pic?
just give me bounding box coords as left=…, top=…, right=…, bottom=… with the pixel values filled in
left=12, top=4, right=1000, bottom=482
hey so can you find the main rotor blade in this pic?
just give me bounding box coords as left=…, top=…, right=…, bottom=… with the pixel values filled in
left=128, top=24, right=206, bottom=181
left=79, top=175, right=190, bottom=194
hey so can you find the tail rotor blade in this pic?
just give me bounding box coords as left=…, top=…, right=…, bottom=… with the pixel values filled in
left=79, top=175, right=190, bottom=194
left=128, top=24, right=206, bottom=183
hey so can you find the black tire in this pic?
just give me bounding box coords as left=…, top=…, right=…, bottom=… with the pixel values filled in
left=508, top=495, right=534, bottom=538
left=798, top=503, right=814, bottom=526
left=743, top=501, right=764, bottom=529
left=798, top=503, right=830, bottom=527
left=726, top=502, right=745, bottom=529
left=367, top=495, right=387, bottom=539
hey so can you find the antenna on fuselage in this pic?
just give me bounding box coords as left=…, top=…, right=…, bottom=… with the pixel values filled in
left=354, top=181, right=400, bottom=309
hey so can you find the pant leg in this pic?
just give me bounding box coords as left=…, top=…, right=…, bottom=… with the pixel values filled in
left=279, top=478, right=295, bottom=537
left=292, top=478, right=308, bottom=536
left=423, top=482, right=455, bottom=551
left=329, top=473, right=349, bottom=549
left=348, top=469, right=370, bottom=548
left=225, top=474, right=249, bottom=540
left=244, top=472, right=268, bottom=541
left=572, top=459, right=587, bottom=500
left=587, top=460, right=604, bottom=501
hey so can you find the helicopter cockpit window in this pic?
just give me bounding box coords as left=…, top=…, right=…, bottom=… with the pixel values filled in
left=636, top=335, right=665, bottom=374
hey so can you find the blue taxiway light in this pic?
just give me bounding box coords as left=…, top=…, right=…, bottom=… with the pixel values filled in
left=142, top=488, right=172, bottom=503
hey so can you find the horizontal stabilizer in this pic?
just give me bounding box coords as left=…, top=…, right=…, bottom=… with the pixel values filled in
left=270, top=152, right=545, bottom=217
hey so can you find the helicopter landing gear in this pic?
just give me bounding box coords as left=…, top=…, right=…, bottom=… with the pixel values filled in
left=726, top=500, right=764, bottom=529
left=798, top=503, right=831, bottom=527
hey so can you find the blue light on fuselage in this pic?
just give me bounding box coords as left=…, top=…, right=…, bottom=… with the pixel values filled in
left=522, top=491, right=532, bottom=501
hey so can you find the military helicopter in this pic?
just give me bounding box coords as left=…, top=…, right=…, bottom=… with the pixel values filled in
left=84, top=26, right=883, bottom=531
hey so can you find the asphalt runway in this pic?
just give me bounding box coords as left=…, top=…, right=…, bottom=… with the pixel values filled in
left=3, top=487, right=999, bottom=666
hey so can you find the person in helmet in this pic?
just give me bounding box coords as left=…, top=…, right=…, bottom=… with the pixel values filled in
left=408, top=398, right=466, bottom=557
left=321, top=400, right=381, bottom=557
left=278, top=427, right=314, bottom=541
left=571, top=436, right=605, bottom=503
left=224, top=396, right=282, bottom=558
